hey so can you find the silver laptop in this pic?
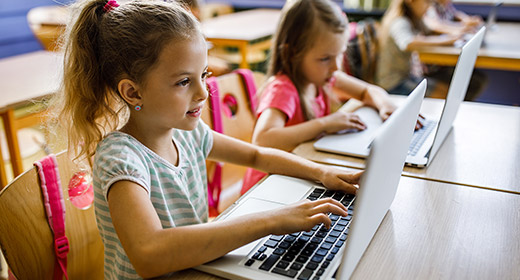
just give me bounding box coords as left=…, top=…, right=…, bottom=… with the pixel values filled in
left=486, top=1, right=502, bottom=31
left=195, top=80, right=426, bottom=280
left=313, top=27, right=485, bottom=168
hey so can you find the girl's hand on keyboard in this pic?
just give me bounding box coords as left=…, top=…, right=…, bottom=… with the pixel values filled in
left=318, top=166, right=362, bottom=195
left=267, top=198, right=348, bottom=235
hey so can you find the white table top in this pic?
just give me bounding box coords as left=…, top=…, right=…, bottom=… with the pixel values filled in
left=0, top=51, right=63, bottom=110
left=293, top=96, right=520, bottom=193
left=201, top=9, right=281, bottom=41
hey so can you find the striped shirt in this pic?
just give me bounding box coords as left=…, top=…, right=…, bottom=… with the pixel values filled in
left=93, top=121, right=213, bottom=279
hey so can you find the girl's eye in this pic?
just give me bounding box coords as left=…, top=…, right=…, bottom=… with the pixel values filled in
left=202, top=71, right=212, bottom=80
left=320, top=57, right=330, bottom=62
left=177, top=78, right=190, bottom=87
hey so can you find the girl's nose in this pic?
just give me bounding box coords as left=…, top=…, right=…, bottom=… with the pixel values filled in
left=196, top=80, right=209, bottom=101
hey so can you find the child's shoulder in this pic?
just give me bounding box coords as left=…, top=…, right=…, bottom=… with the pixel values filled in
left=96, top=131, right=145, bottom=157
left=264, top=74, right=297, bottom=93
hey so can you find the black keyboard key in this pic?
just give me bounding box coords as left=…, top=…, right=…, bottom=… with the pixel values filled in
left=279, top=241, right=291, bottom=249
left=282, top=254, right=296, bottom=262
left=305, top=261, right=319, bottom=270
left=320, top=242, right=332, bottom=250
left=259, top=254, right=280, bottom=271
left=257, top=246, right=267, bottom=253
left=325, top=236, right=337, bottom=243
left=296, top=255, right=309, bottom=263
left=310, top=189, right=325, bottom=196
left=273, top=248, right=286, bottom=255
left=323, top=190, right=335, bottom=197
left=276, top=260, right=290, bottom=269
left=311, top=237, right=323, bottom=244
left=334, top=225, right=345, bottom=232
left=311, top=255, right=324, bottom=263
left=316, top=268, right=325, bottom=276
left=264, top=239, right=278, bottom=248
left=315, top=231, right=327, bottom=238
left=332, top=192, right=344, bottom=201
left=285, top=235, right=297, bottom=243
left=270, top=235, right=284, bottom=241
left=272, top=267, right=298, bottom=278
left=315, top=249, right=328, bottom=256
left=329, top=230, right=342, bottom=238
left=290, top=262, right=304, bottom=271
left=298, top=269, right=314, bottom=280
left=245, top=259, right=255, bottom=266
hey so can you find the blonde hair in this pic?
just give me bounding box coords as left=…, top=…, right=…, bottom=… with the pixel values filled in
left=379, top=0, right=428, bottom=48
left=49, top=0, right=200, bottom=165
left=267, top=0, right=347, bottom=120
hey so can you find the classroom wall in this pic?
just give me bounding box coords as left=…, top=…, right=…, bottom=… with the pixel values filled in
left=0, top=0, right=74, bottom=59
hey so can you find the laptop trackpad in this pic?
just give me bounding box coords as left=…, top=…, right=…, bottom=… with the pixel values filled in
left=247, top=175, right=315, bottom=205
left=226, top=197, right=285, bottom=219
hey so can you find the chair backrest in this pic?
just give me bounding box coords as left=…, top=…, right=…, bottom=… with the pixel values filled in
left=202, top=70, right=265, bottom=213
left=344, top=19, right=380, bottom=83
left=0, top=151, right=104, bottom=280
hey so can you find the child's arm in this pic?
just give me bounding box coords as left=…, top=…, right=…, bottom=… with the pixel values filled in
left=210, top=131, right=362, bottom=192
left=333, top=71, right=397, bottom=120
left=108, top=180, right=348, bottom=278
left=406, top=33, right=462, bottom=49
left=251, top=107, right=366, bottom=151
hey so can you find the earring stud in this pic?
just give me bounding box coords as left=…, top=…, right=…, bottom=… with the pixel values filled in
left=134, top=105, right=142, bottom=111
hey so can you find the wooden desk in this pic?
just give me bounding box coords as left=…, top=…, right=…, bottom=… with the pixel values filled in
left=293, top=96, right=520, bottom=194
left=416, top=22, right=520, bottom=71
left=201, top=9, right=280, bottom=69
left=163, top=176, right=520, bottom=279
left=0, top=51, right=62, bottom=187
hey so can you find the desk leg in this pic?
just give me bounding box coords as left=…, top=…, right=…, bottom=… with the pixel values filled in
left=238, top=42, right=249, bottom=69
left=1, top=110, right=23, bottom=178
left=0, top=144, right=6, bottom=188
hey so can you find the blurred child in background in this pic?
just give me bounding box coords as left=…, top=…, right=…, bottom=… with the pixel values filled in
left=376, top=0, right=486, bottom=100
left=424, top=0, right=483, bottom=36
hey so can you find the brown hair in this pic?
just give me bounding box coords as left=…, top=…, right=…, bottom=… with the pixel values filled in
left=379, top=0, right=428, bottom=48
left=267, top=0, right=347, bottom=120
left=49, top=0, right=201, bottom=165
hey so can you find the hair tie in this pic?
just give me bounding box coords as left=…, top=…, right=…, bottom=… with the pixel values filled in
left=103, top=0, right=120, bottom=13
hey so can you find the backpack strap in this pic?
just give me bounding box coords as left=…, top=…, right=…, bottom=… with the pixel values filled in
left=34, top=154, right=69, bottom=280
left=205, top=77, right=222, bottom=215
left=233, top=69, right=258, bottom=113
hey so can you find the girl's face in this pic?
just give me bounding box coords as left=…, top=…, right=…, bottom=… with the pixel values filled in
left=138, top=35, right=209, bottom=131
left=300, top=27, right=347, bottom=88
left=407, top=0, right=431, bottom=18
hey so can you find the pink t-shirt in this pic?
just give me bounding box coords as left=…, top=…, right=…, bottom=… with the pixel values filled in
left=241, top=74, right=331, bottom=194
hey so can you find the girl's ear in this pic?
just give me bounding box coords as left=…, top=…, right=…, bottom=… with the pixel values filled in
left=118, top=79, right=142, bottom=107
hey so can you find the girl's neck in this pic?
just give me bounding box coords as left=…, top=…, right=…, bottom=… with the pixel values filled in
left=120, top=121, right=179, bottom=166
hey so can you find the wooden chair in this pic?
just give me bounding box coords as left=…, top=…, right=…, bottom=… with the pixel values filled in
left=202, top=70, right=266, bottom=213
left=0, top=151, right=104, bottom=280
left=344, top=19, right=380, bottom=84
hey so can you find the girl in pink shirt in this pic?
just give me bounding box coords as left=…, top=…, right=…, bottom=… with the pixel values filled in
left=242, top=0, right=398, bottom=194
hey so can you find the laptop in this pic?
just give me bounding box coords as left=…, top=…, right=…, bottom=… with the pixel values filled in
left=486, top=1, right=502, bottom=31
left=313, top=27, right=485, bottom=168
left=195, top=80, right=426, bottom=280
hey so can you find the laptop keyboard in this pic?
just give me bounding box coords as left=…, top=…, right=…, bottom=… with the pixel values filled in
left=243, top=188, right=355, bottom=280
left=408, top=119, right=436, bottom=156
